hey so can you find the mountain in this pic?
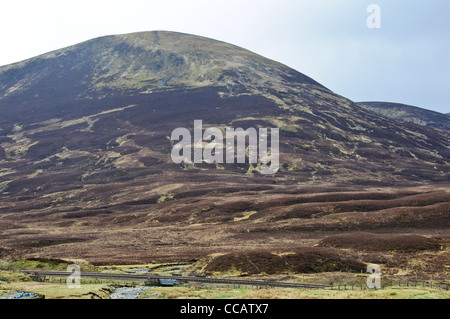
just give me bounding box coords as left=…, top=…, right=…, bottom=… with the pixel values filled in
left=359, top=101, right=450, bottom=131
left=0, top=31, right=449, bottom=264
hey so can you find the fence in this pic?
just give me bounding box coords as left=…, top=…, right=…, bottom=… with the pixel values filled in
left=2, top=265, right=449, bottom=291
left=329, top=277, right=449, bottom=291
left=381, top=277, right=449, bottom=291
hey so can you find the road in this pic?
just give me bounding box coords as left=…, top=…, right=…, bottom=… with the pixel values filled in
left=20, top=270, right=334, bottom=289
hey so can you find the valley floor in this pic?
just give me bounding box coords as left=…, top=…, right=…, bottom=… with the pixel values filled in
left=1, top=273, right=449, bottom=300
left=0, top=261, right=449, bottom=299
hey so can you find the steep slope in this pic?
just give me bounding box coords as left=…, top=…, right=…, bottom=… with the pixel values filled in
left=0, top=31, right=449, bottom=263
left=359, top=101, right=450, bottom=131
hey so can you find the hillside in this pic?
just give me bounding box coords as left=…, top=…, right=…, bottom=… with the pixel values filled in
left=359, top=101, right=450, bottom=131
left=0, top=31, right=448, bottom=265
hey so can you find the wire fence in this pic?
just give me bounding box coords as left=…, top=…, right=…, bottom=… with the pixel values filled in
left=381, top=277, right=449, bottom=291
left=2, top=265, right=448, bottom=291
left=329, top=277, right=449, bottom=291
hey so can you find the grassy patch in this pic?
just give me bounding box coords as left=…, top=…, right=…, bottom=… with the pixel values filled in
left=0, top=269, right=113, bottom=299
left=0, top=281, right=112, bottom=299
left=233, top=211, right=257, bottom=222
left=139, top=286, right=450, bottom=299
left=140, top=286, right=250, bottom=299
left=0, top=270, right=32, bottom=283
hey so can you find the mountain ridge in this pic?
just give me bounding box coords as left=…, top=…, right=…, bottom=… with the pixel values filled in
left=359, top=101, right=450, bottom=131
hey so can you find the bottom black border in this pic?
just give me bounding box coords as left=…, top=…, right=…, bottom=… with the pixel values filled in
left=1, top=299, right=446, bottom=318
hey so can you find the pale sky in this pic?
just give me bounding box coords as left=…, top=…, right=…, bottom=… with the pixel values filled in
left=0, top=0, right=449, bottom=114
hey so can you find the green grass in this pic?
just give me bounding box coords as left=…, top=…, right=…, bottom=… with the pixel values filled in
left=0, top=269, right=112, bottom=299
left=138, top=285, right=450, bottom=299
left=2, top=257, right=449, bottom=300
left=0, top=281, right=112, bottom=299
left=0, top=270, right=32, bottom=282
left=139, top=286, right=251, bottom=299
left=1, top=265, right=449, bottom=299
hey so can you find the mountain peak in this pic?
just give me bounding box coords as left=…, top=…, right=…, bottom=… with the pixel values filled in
left=0, top=31, right=323, bottom=103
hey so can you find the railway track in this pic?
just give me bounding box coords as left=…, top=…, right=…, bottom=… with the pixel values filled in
left=20, top=270, right=333, bottom=289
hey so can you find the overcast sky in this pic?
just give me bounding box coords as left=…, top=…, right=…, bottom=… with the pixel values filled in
left=0, top=0, right=448, bottom=113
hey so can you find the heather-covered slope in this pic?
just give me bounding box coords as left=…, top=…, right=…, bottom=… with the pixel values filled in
left=359, top=101, right=450, bottom=131
left=0, top=31, right=448, bottom=264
